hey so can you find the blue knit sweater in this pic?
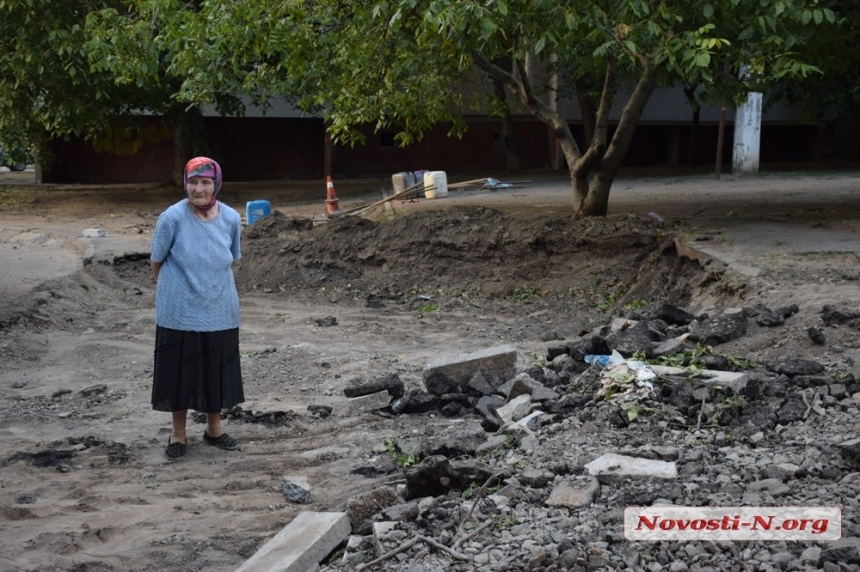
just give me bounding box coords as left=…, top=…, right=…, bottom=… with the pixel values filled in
left=151, top=200, right=242, bottom=331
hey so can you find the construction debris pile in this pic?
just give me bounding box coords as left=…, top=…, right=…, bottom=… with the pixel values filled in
left=321, top=301, right=860, bottom=571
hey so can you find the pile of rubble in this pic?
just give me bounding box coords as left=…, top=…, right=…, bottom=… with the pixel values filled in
left=263, top=301, right=860, bottom=571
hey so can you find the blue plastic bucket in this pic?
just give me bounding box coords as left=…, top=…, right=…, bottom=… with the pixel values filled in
left=245, top=200, right=271, bottom=225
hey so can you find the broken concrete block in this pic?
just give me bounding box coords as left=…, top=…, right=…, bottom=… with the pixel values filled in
left=236, top=511, right=350, bottom=572
left=281, top=476, right=311, bottom=504
left=424, top=423, right=487, bottom=457
left=82, top=228, right=106, bottom=238
left=466, top=371, right=497, bottom=397
left=689, top=312, right=748, bottom=346
left=404, top=455, right=494, bottom=500
left=765, top=358, right=825, bottom=377
left=344, top=373, right=404, bottom=398
left=515, top=410, right=546, bottom=432
left=546, top=477, right=600, bottom=508
left=496, top=394, right=531, bottom=424
left=424, top=370, right=459, bottom=395
left=488, top=493, right=511, bottom=509
left=658, top=303, right=697, bottom=326
left=519, top=434, right=539, bottom=454
left=347, top=390, right=391, bottom=414
left=372, top=521, right=401, bottom=556
left=518, top=467, right=554, bottom=488
left=648, top=365, right=748, bottom=394
left=343, top=486, right=399, bottom=529
left=382, top=500, right=419, bottom=522
left=423, top=344, right=517, bottom=386
left=475, top=395, right=505, bottom=423
left=584, top=453, right=678, bottom=479
left=746, top=478, right=791, bottom=497
left=475, top=434, right=508, bottom=455
left=341, top=535, right=367, bottom=566
left=648, top=446, right=681, bottom=462
left=652, top=335, right=690, bottom=358
left=500, top=373, right=560, bottom=403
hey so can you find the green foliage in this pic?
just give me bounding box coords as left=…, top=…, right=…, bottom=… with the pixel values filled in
left=707, top=394, right=747, bottom=426
left=625, top=299, right=648, bottom=310
left=827, top=371, right=851, bottom=382
left=493, top=515, right=521, bottom=529
left=418, top=302, right=439, bottom=313
left=462, top=482, right=501, bottom=500
left=724, top=354, right=760, bottom=370
left=637, top=344, right=713, bottom=371
left=0, top=0, right=837, bottom=207
left=571, top=279, right=629, bottom=310
left=380, top=438, right=420, bottom=468
left=507, top=286, right=544, bottom=301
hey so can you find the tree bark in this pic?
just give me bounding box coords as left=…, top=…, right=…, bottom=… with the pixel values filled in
left=491, top=77, right=521, bottom=173
left=574, top=78, right=596, bottom=146
left=472, top=51, right=657, bottom=218
left=683, top=84, right=700, bottom=166
left=167, top=106, right=210, bottom=187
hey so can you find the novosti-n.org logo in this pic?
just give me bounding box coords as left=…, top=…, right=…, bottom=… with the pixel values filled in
left=624, top=506, right=841, bottom=541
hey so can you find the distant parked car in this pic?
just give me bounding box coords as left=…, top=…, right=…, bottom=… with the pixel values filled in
left=0, top=146, right=29, bottom=171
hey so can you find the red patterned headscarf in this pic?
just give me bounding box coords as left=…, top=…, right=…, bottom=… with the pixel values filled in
left=184, top=157, right=223, bottom=211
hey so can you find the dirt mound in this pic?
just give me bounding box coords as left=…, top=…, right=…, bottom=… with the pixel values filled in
left=237, top=207, right=709, bottom=312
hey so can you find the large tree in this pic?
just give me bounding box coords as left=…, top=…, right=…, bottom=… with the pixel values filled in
left=767, top=2, right=860, bottom=152
left=0, top=0, right=261, bottom=183
left=85, top=1, right=265, bottom=184
left=182, top=0, right=833, bottom=217
left=0, top=1, right=134, bottom=168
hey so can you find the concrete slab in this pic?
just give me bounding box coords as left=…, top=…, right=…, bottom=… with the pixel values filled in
left=423, top=344, right=517, bottom=386
left=236, top=511, right=350, bottom=572
left=347, top=390, right=391, bottom=414
left=648, top=365, right=748, bottom=393
left=546, top=477, right=600, bottom=508
left=281, top=475, right=311, bottom=504
left=496, top=394, right=530, bottom=424
left=585, top=453, right=678, bottom=479
left=372, top=521, right=399, bottom=556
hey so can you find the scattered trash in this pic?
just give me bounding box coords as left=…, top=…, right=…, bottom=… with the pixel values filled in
left=586, top=350, right=656, bottom=402
left=584, top=354, right=612, bottom=367
left=448, top=178, right=531, bottom=192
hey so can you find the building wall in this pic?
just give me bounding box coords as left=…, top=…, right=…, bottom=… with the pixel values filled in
left=332, top=119, right=551, bottom=177
left=45, top=131, right=174, bottom=184
left=207, top=117, right=324, bottom=179
left=41, top=116, right=855, bottom=184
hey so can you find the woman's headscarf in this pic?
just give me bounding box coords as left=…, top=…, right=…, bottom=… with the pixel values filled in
left=184, top=157, right=223, bottom=211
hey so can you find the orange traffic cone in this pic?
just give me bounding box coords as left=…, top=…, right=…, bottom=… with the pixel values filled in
left=324, top=175, right=340, bottom=217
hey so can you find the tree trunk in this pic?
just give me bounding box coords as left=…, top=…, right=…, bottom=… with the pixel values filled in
left=471, top=51, right=657, bottom=218
left=574, top=78, right=596, bottom=144
left=683, top=84, right=700, bottom=166
left=167, top=106, right=210, bottom=187
left=491, top=77, right=522, bottom=173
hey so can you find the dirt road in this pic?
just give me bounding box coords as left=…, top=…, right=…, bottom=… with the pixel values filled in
left=1, top=169, right=860, bottom=571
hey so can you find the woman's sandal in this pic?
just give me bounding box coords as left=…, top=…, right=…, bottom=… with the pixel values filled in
left=165, top=437, right=186, bottom=460
left=203, top=431, right=239, bottom=451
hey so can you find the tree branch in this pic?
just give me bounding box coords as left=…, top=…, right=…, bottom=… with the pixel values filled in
left=602, top=62, right=657, bottom=172
left=471, top=50, right=582, bottom=163
left=576, top=55, right=617, bottom=176
left=457, top=472, right=504, bottom=532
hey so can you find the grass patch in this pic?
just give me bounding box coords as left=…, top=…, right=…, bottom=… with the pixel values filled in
left=0, top=187, right=38, bottom=212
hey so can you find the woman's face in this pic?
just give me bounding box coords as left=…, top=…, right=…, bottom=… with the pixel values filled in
left=186, top=176, right=215, bottom=207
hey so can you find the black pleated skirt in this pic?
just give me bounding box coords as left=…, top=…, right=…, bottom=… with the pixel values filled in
left=152, top=326, right=244, bottom=413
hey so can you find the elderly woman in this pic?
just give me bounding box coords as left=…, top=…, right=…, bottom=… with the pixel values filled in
left=150, top=157, right=244, bottom=460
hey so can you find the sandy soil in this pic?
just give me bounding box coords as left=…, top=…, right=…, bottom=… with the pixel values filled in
left=1, top=168, right=860, bottom=571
